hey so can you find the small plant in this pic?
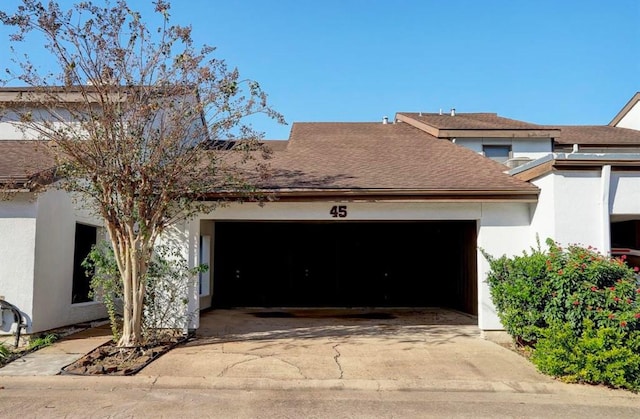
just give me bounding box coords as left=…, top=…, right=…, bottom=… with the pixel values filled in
left=0, top=342, right=11, bottom=364
left=142, top=243, right=207, bottom=345
left=27, top=333, right=59, bottom=351
left=83, top=241, right=122, bottom=342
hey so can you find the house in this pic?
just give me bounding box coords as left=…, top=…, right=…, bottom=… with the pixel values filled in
left=0, top=90, right=108, bottom=337
left=2, top=89, right=640, bottom=338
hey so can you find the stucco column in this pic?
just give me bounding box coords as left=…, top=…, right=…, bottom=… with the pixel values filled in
left=601, top=165, right=612, bottom=254
left=186, top=218, right=201, bottom=331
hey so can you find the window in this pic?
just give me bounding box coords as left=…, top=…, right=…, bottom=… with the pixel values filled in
left=483, top=145, right=511, bottom=163
left=72, top=223, right=97, bottom=304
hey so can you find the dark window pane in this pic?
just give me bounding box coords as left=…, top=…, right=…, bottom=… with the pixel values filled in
left=483, top=145, right=511, bottom=162
left=72, top=223, right=97, bottom=304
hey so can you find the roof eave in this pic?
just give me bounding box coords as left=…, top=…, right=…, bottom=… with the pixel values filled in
left=511, top=153, right=640, bottom=181
left=438, top=128, right=561, bottom=139
left=205, top=188, right=539, bottom=203
left=395, top=113, right=560, bottom=139
left=609, top=92, right=640, bottom=127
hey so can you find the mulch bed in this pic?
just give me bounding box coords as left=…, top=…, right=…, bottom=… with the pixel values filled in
left=59, top=335, right=189, bottom=376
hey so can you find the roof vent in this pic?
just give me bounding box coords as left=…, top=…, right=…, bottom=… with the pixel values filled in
left=450, top=108, right=456, bottom=116
left=505, top=157, right=532, bottom=169
left=382, top=116, right=389, bottom=124
left=439, top=108, right=443, bottom=115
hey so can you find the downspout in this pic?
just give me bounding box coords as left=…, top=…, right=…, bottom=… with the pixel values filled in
left=601, top=165, right=612, bottom=254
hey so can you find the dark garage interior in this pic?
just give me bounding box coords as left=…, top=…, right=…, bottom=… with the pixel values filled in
left=212, top=221, right=477, bottom=315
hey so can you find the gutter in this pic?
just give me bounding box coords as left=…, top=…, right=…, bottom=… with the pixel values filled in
left=509, top=152, right=640, bottom=178
left=204, top=188, right=540, bottom=202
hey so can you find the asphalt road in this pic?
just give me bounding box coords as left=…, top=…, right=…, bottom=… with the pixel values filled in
left=2, top=384, right=640, bottom=418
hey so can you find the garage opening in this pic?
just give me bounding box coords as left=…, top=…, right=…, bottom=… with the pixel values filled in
left=212, top=221, right=477, bottom=315
left=611, top=219, right=640, bottom=270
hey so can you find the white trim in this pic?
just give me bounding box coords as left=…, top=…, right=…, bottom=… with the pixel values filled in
left=601, top=165, right=612, bottom=254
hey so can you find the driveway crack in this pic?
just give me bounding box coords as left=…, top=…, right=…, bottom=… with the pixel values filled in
left=217, top=351, right=307, bottom=378
left=333, top=344, right=344, bottom=379
left=217, top=356, right=259, bottom=377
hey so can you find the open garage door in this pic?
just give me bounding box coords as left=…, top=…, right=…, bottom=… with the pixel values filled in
left=212, top=221, right=477, bottom=314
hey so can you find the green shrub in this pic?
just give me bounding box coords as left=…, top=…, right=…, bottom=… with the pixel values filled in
left=532, top=320, right=640, bottom=392
left=483, top=238, right=640, bottom=392
left=481, top=240, right=550, bottom=345
left=483, top=238, right=640, bottom=345
left=543, top=240, right=639, bottom=336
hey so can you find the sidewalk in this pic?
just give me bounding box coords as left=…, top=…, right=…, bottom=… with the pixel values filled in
left=0, top=324, right=112, bottom=376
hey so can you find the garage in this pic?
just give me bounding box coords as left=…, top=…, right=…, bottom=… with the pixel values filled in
left=212, top=221, right=477, bottom=314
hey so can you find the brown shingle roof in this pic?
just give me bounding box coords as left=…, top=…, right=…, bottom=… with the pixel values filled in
left=397, top=112, right=555, bottom=130
left=553, top=125, right=640, bottom=145
left=0, top=141, right=56, bottom=189
left=260, top=122, right=538, bottom=197
left=394, top=112, right=561, bottom=140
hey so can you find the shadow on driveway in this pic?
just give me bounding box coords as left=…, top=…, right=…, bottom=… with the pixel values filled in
left=189, top=307, right=481, bottom=347
left=142, top=307, right=551, bottom=384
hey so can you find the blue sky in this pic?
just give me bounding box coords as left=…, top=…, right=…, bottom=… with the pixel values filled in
left=1, top=0, right=639, bottom=139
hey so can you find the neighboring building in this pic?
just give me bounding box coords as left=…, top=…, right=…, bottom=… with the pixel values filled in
left=2, top=89, right=640, bottom=337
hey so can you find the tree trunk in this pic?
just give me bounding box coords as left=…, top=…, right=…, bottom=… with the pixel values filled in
left=106, top=222, right=150, bottom=348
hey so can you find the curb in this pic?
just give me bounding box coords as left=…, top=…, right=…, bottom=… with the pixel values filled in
left=0, top=375, right=611, bottom=395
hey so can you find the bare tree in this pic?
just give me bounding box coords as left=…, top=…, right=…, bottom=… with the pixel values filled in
left=0, top=0, right=284, bottom=347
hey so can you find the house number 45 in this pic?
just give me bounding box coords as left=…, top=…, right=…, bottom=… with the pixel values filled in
left=330, top=205, right=347, bottom=218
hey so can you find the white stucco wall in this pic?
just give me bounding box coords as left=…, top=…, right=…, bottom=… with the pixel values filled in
left=530, top=170, right=608, bottom=252
left=29, top=189, right=106, bottom=333
left=0, top=194, right=37, bottom=333
left=512, top=138, right=554, bottom=160
left=550, top=171, right=606, bottom=250
left=529, top=174, right=556, bottom=245
left=476, top=202, right=535, bottom=330
left=201, top=201, right=483, bottom=221
left=529, top=167, right=640, bottom=256
left=154, top=221, right=200, bottom=331
left=0, top=108, right=84, bottom=141
left=610, top=172, right=640, bottom=215
left=615, top=101, right=640, bottom=130
left=453, top=137, right=552, bottom=161
left=0, top=111, right=28, bottom=140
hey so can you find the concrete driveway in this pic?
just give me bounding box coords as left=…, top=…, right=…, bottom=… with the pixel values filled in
left=142, top=308, right=554, bottom=391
